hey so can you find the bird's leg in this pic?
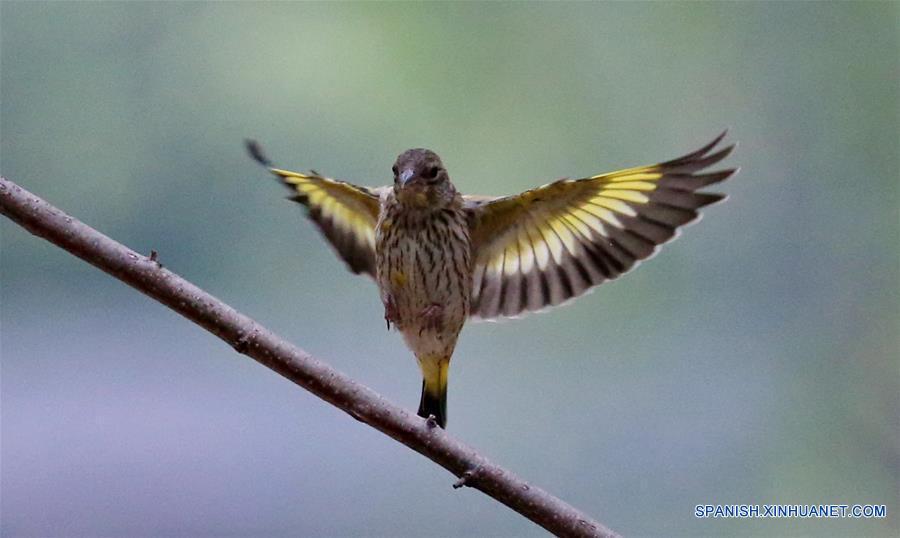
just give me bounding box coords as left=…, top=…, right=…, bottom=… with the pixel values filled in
left=384, top=295, right=400, bottom=330
left=418, top=303, right=444, bottom=335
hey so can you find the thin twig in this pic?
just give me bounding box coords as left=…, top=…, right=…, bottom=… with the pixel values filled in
left=0, top=176, right=619, bottom=538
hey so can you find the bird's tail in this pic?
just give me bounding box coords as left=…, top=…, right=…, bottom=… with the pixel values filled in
left=417, top=356, right=449, bottom=428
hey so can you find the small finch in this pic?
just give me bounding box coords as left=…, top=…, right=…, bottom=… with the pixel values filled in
left=246, top=132, right=737, bottom=428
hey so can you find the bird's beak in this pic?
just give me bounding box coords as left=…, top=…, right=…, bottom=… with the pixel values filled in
left=398, top=168, right=415, bottom=187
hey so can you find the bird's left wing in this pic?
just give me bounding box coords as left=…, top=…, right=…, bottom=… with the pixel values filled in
left=246, top=140, right=382, bottom=277
left=465, top=132, right=737, bottom=320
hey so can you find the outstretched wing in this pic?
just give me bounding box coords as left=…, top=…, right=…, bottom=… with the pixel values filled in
left=246, top=140, right=382, bottom=277
left=465, top=132, right=737, bottom=320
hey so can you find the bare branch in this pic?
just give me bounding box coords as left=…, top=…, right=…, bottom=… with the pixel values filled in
left=0, top=176, right=619, bottom=538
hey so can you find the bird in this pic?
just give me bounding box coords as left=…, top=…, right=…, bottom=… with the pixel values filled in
left=246, top=132, right=737, bottom=428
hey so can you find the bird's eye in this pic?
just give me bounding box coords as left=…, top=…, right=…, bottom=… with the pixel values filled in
left=423, top=166, right=440, bottom=180
left=392, top=165, right=398, bottom=177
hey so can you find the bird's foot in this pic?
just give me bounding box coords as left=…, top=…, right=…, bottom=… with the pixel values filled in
left=384, top=296, right=400, bottom=330
left=418, top=303, right=444, bottom=335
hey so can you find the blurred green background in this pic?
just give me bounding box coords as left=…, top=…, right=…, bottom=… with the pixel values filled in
left=2, top=2, right=897, bottom=537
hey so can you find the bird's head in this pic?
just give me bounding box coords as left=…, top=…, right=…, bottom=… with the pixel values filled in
left=392, top=148, right=456, bottom=208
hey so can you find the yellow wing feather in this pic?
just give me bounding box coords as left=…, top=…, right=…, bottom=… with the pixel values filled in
left=466, top=132, right=738, bottom=320
left=247, top=144, right=382, bottom=276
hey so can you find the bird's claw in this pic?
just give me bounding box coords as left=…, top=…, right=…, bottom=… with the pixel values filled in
left=384, top=296, right=399, bottom=330
left=418, top=303, right=444, bottom=335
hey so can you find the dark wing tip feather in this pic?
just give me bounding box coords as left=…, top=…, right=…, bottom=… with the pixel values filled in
left=245, top=139, right=272, bottom=167
left=706, top=167, right=738, bottom=182
left=662, top=130, right=728, bottom=167
left=667, top=144, right=735, bottom=174
left=694, top=192, right=727, bottom=207
left=660, top=170, right=731, bottom=191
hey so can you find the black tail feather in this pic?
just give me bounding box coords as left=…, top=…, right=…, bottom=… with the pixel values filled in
left=417, top=379, right=447, bottom=428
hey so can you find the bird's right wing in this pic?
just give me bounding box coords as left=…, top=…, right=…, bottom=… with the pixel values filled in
left=246, top=140, right=382, bottom=277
